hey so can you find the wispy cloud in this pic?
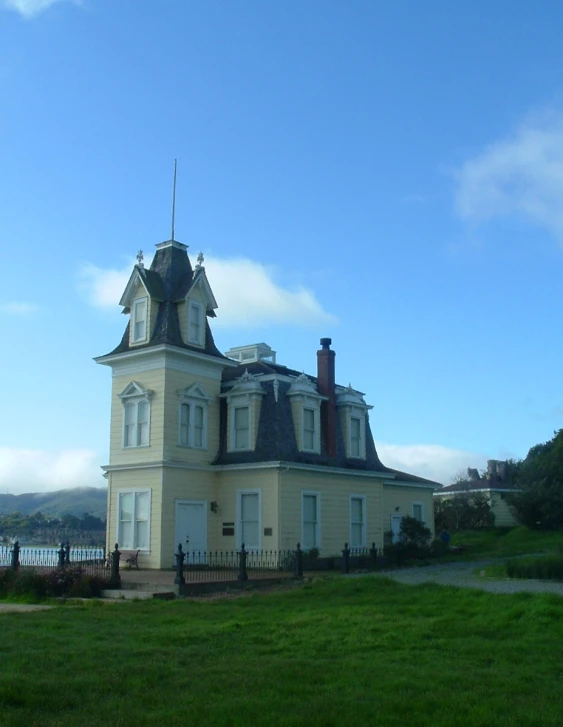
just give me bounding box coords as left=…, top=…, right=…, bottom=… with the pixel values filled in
left=77, top=253, right=336, bottom=328
left=1, top=0, right=77, bottom=18
left=0, top=447, right=104, bottom=495
left=454, top=110, right=563, bottom=240
left=377, top=442, right=488, bottom=487
left=0, top=301, right=38, bottom=314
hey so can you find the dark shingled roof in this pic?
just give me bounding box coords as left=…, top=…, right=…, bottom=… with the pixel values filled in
left=214, top=361, right=439, bottom=486
left=101, top=244, right=227, bottom=360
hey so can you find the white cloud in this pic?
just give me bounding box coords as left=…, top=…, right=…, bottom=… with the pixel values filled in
left=454, top=111, right=563, bottom=239
left=0, top=448, right=104, bottom=495
left=0, top=301, right=38, bottom=314
left=377, top=442, right=488, bottom=487
left=1, top=0, right=76, bottom=17
left=77, top=253, right=336, bottom=328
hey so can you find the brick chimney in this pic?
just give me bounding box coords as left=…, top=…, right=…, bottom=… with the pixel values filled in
left=317, top=337, right=336, bottom=457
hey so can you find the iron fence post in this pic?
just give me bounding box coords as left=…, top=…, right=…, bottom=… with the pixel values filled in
left=11, top=540, right=20, bottom=571
left=58, top=543, right=66, bottom=568
left=342, top=543, right=350, bottom=574
left=294, top=543, right=303, bottom=578
left=238, top=543, right=248, bottom=581
left=65, top=541, right=71, bottom=565
left=111, top=543, right=121, bottom=585
left=174, top=543, right=186, bottom=585
left=370, top=542, right=377, bottom=570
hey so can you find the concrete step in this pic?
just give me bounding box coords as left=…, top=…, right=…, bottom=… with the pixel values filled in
left=101, top=589, right=176, bottom=601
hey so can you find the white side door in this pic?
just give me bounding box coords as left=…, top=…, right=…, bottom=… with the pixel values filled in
left=391, top=514, right=403, bottom=544
left=175, top=501, right=207, bottom=560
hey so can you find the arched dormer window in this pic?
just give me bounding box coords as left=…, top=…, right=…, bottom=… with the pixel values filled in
left=118, top=382, right=153, bottom=448
left=287, top=373, right=326, bottom=454
left=178, top=383, right=211, bottom=449
left=336, top=385, right=373, bottom=460
left=221, top=370, right=265, bottom=452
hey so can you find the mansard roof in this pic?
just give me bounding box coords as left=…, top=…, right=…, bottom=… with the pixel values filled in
left=215, top=361, right=439, bottom=487
left=101, top=240, right=227, bottom=361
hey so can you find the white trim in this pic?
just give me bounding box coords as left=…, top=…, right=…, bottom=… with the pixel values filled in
left=121, top=391, right=152, bottom=449
left=434, top=488, right=519, bottom=496
left=231, top=404, right=251, bottom=451
left=116, top=488, right=151, bottom=552
left=95, top=343, right=238, bottom=371
left=236, top=489, right=262, bottom=550
left=131, top=296, right=149, bottom=344
left=155, top=239, right=188, bottom=251
left=301, top=490, right=321, bottom=551
left=349, top=494, right=367, bottom=548
left=174, top=499, right=207, bottom=553
left=301, top=405, right=320, bottom=453
left=411, top=501, right=424, bottom=523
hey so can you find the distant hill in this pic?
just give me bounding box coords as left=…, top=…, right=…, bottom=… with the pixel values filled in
left=0, top=487, right=108, bottom=520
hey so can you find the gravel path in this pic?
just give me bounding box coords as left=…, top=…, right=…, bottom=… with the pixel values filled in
left=0, top=603, right=53, bottom=614
left=364, top=559, right=563, bottom=597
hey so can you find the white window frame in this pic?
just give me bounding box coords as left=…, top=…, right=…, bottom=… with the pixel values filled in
left=236, top=489, right=262, bottom=550
left=412, top=502, right=424, bottom=523
left=301, top=406, right=319, bottom=453
left=116, top=489, right=151, bottom=552
left=178, top=385, right=210, bottom=450
left=349, top=494, right=367, bottom=548
left=119, top=382, right=152, bottom=449
left=187, top=299, right=205, bottom=346
left=131, top=296, right=148, bottom=344
left=301, top=490, right=321, bottom=551
left=232, top=404, right=251, bottom=451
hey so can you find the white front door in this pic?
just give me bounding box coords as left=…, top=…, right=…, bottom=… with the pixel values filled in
left=175, top=501, right=207, bottom=557
left=391, top=514, right=403, bottom=544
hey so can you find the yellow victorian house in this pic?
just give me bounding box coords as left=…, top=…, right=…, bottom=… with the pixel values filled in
left=96, top=238, right=437, bottom=568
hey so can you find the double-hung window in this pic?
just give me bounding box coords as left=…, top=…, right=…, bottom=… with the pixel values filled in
left=233, top=406, right=250, bottom=450
left=350, top=495, right=366, bottom=548
left=132, top=297, right=148, bottom=343
left=187, top=300, right=204, bottom=346
left=179, top=402, right=206, bottom=449
left=238, top=491, right=260, bottom=549
left=118, top=490, right=150, bottom=551
left=350, top=416, right=362, bottom=458
left=302, top=492, right=320, bottom=550
left=412, top=503, right=424, bottom=522
left=302, top=408, right=316, bottom=451
left=123, top=399, right=149, bottom=447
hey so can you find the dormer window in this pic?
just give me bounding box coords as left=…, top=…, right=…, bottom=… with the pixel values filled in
left=119, top=382, right=153, bottom=448
left=288, top=373, right=324, bottom=454
left=187, top=300, right=204, bottom=346
left=178, top=383, right=210, bottom=450
left=336, top=385, right=373, bottom=461
left=222, top=370, right=265, bottom=453
left=132, top=297, right=148, bottom=343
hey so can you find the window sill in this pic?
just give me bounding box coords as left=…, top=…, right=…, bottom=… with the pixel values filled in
left=122, top=444, right=151, bottom=450
left=177, top=444, right=207, bottom=451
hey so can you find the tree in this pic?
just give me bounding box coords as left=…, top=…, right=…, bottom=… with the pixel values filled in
left=434, top=491, right=495, bottom=531
left=507, top=430, right=563, bottom=530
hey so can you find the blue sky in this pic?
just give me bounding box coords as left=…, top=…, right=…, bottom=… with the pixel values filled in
left=2, top=0, right=563, bottom=493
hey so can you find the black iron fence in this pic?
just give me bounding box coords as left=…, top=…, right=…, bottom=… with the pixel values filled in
left=172, top=542, right=380, bottom=585
left=0, top=541, right=108, bottom=579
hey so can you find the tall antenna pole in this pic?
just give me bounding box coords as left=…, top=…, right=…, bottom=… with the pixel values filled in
left=171, top=158, right=177, bottom=241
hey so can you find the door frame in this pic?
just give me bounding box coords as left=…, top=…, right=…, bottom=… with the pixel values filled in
left=174, top=499, right=208, bottom=555
left=236, top=489, right=262, bottom=550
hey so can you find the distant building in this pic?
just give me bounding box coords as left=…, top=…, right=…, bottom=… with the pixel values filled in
left=434, top=460, right=519, bottom=527
left=95, top=237, right=438, bottom=568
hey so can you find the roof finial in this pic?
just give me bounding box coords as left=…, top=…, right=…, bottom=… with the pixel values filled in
left=136, top=249, right=144, bottom=268
left=196, top=251, right=204, bottom=269
left=171, top=158, right=177, bottom=241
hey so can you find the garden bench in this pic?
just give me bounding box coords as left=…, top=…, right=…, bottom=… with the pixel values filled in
left=121, top=549, right=141, bottom=569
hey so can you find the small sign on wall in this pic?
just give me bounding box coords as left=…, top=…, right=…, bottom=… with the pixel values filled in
left=222, top=522, right=234, bottom=537
left=264, top=527, right=273, bottom=536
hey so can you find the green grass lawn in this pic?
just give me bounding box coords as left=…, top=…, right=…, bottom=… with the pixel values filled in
left=1, top=578, right=563, bottom=727
left=449, top=526, right=563, bottom=559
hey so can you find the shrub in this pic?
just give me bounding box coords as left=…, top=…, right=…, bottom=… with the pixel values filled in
left=0, top=568, right=17, bottom=597
left=11, top=570, right=47, bottom=600
left=506, top=556, right=563, bottom=581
